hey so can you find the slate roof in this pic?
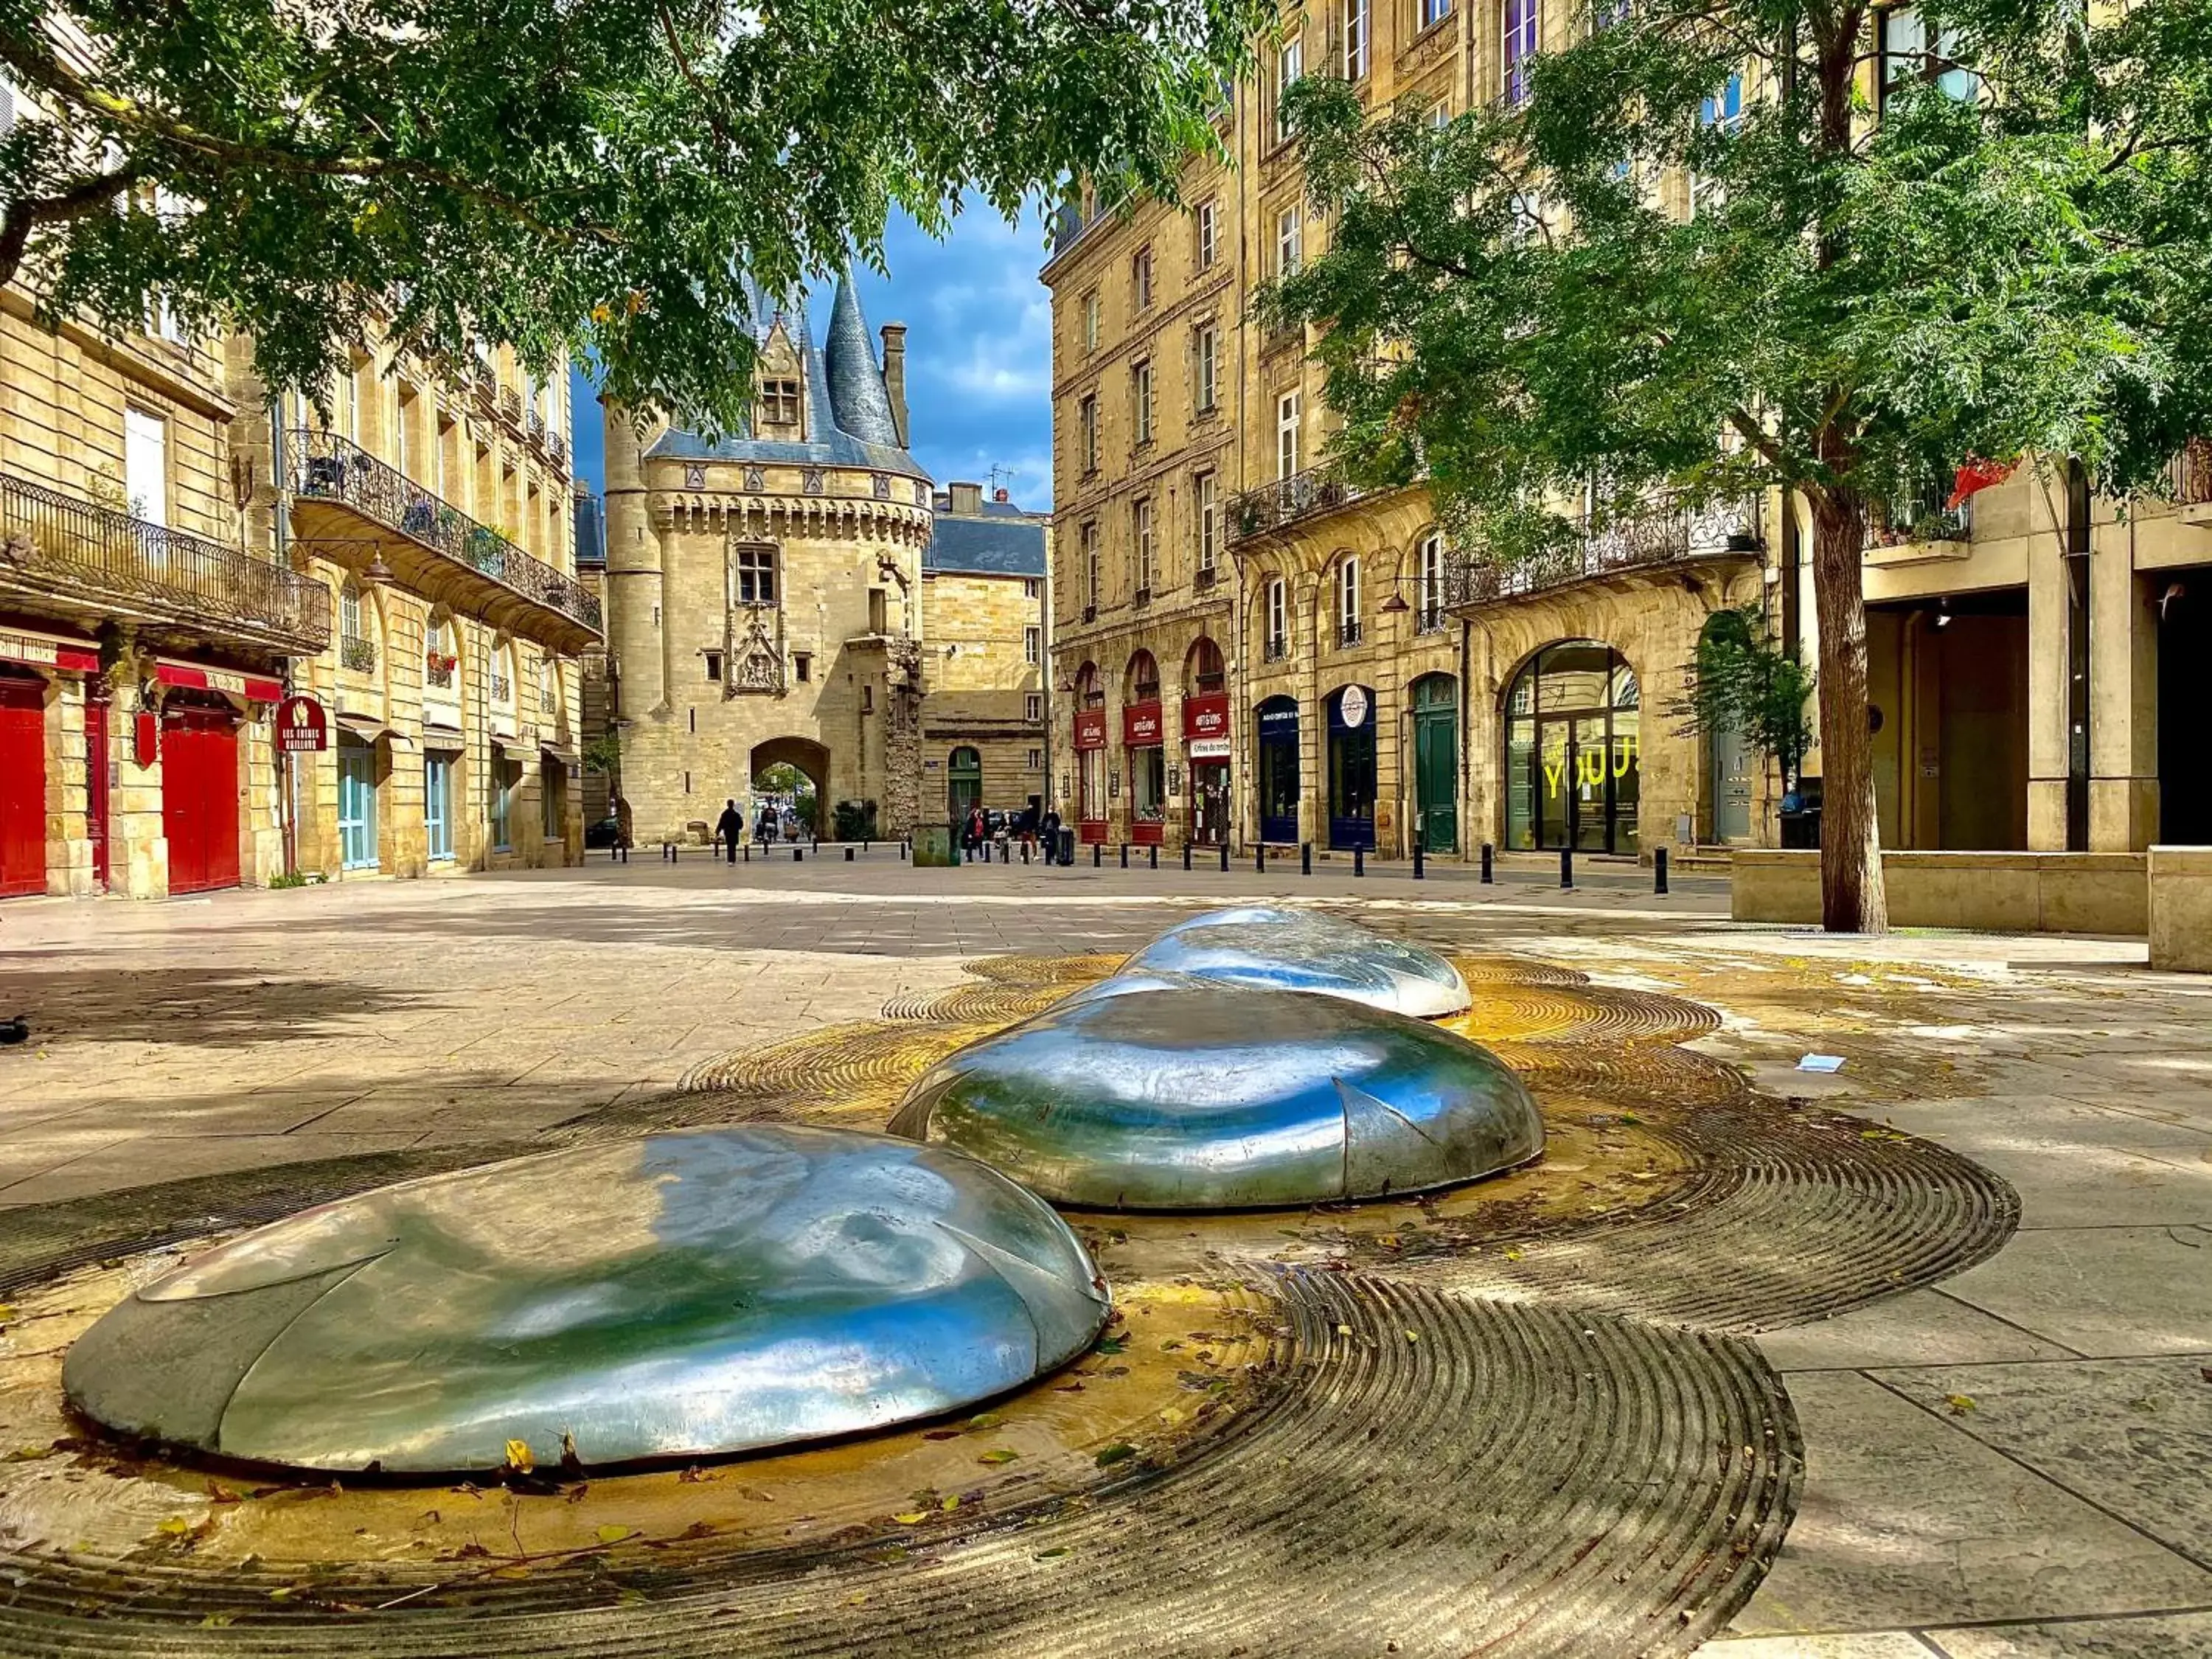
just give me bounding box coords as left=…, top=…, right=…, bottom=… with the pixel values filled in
left=644, top=278, right=928, bottom=481
left=926, top=511, right=1048, bottom=577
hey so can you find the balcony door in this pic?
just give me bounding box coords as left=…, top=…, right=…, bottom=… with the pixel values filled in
left=338, top=737, right=379, bottom=870
left=424, top=753, right=454, bottom=861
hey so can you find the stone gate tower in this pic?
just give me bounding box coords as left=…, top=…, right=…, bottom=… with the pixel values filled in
left=602, top=279, right=932, bottom=841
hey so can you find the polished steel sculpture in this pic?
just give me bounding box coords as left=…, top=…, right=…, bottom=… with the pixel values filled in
left=890, top=985, right=1543, bottom=1208
left=1119, top=905, right=1472, bottom=1018
left=63, top=1126, right=1109, bottom=1473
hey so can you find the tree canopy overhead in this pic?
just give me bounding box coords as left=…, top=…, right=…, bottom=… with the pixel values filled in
left=1265, top=0, right=2212, bottom=930
left=0, top=0, right=1261, bottom=430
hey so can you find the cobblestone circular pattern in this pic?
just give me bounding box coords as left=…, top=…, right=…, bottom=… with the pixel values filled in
left=0, top=945, right=2017, bottom=1655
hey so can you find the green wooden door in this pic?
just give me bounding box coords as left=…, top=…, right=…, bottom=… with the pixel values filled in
left=1411, top=675, right=1458, bottom=853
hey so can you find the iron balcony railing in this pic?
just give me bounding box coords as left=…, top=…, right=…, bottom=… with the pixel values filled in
left=2171, top=437, right=2212, bottom=507
left=1227, top=465, right=1368, bottom=548
left=286, top=431, right=602, bottom=634
left=1338, top=619, right=1363, bottom=647
left=1447, top=492, right=1764, bottom=606
left=0, top=470, right=331, bottom=652
left=1415, top=604, right=1447, bottom=635
left=1868, top=478, right=1969, bottom=548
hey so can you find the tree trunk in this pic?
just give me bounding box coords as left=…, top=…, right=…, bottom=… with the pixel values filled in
left=1808, top=488, right=1888, bottom=933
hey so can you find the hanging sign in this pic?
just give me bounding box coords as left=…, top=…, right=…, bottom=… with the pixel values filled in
left=1182, top=692, right=1229, bottom=742
left=1073, top=709, right=1108, bottom=751
left=1338, top=685, right=1371, bottom=728
left=1122, top=700, right=1164, bottom=747
left=133, top=709, right=158, bottom=768
left=276, top=695, right=329, bottom=753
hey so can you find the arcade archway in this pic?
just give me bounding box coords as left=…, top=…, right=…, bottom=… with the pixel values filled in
left=748, top=736, right=830, bottom=839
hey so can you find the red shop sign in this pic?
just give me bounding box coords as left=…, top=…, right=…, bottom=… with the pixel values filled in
left=1182, top=692, right=1230, bottom=742
left=276, top=695, right=329, bottom=753
left=1122, top=700, right=1164, bottom=748
left=155, top=658, right=285, bottom=703
left=1073, top=708, right=1108, bottom=751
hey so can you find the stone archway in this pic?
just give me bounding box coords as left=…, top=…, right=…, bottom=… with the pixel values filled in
left=748, top=735, right=831, bottom=838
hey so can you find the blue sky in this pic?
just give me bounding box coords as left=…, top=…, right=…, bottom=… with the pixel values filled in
left=568, top=205, right=1058, bottom=511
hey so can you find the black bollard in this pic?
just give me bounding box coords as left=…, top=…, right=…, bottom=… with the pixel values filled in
left=793, top=846, right=804, bottom=863
left=1120, top=844, right=1130, bottom=869
left=1022, top=840, right=1032, bottom=864
left=864, top=839, right=871, bottom=852
left=1354, top=846, right=1365, bottom=877
left=1413, top=842, right=1425, bottom=880
left=900, top=840, right=908, bottom=860
left=742, top=842, right=749, bottom=863
left=1654, top=846, right=1669, bottom=895
left=1183, top=842, right=1192, bottom=872
left=1559, top=846, right=1573, bottom=888
left=1256, top=844, right=1266, bottom=874
left=1220, top=841, right=1230, bottom=873
left=844, top=845, right=855, bottom=862
left=1093, top=842, right=1102, bottom=868
left=1301, top=842, right=1312, bottom=876
left=1149, top=844, right=1158, bottom=870
left=1481, top=842, right=1493, bottom=883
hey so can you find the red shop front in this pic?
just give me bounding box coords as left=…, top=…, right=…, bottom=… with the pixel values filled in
left=0, top=630, right=100, bottom=899
left=156, top=660, right=282, bottom=897
left=1123, top=700, right=1165, bottom=845
left=1183, top=692, right=1231, bottom=847
left=1073, top=707, right=1109, bottom=844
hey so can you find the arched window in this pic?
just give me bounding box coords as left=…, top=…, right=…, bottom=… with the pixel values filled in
left=1075, top=661, right=1103, bottom=708
left=1125, top=649, right=1160, bottom=703
left=1503, top=641, right=1641, bottom=855
left=947, top=745, right=984, bottom=822
left=1185, top=635, right=1225, bottom=693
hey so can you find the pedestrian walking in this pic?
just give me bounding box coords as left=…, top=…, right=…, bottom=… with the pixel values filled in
left=613, top=793, right=634, bottom=864
left=716, top=799, right=743, bottom=863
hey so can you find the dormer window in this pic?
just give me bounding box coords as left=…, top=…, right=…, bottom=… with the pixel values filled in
left=760, top=378, right=801, bottom=428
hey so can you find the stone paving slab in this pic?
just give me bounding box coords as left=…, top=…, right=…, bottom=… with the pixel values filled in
left=1870, top=1357, right=2212, bottom=1566
left=1935, top=1226, right=2212, bottom=1358
left=0, top=861, right=2208, bottom=1655
left=1733, top=1371, right=2212, bottom=1635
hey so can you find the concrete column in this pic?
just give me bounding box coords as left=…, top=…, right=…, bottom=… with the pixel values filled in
left=2088, top=517, right=2159, bottom=849
left=2025, top=527, right=2073, bottom=850
left=243, top=716, right=284, bottom=886
left=43, top=674, right=94, bottom=897
left=602, top=400, right=667, bottom=717
left=114, top=676, right=170, bottom=900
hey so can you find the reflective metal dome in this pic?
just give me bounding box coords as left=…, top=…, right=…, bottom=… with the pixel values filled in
left=63, top=1126, right=1108, bottom=1474
left=1119, top=906, right=1471, bottom=1018
left=889, top=986, right=1543, bottom=1209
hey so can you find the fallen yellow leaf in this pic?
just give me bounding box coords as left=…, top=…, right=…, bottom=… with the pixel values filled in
left=891, top=1512, right=928, bottom=1526
left=504, top=1439, right=534, bottom=1474
left=594, top=1524, right=634, bottom=1544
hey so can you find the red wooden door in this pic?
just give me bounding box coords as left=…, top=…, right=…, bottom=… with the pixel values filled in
left=85, top=698, right=109, bottom=891
left=162, top=706, right=242, bottom=894
left=0, top=674, right=44, bottom=898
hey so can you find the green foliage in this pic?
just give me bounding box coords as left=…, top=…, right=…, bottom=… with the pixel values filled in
left=1265, top=1, right=2212, bottom=537
left=0, top=0, right=1263, bottom=431
left=267, top=869, right=310, bottom=889
left=1672, top=606, right=1817, bottom=779
left=832, top=799, right=879, bottom=841
left=581, top=731, right=622, bottom=777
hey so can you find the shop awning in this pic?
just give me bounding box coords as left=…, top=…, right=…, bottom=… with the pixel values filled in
left=156, top=658, right=284, bottom=703
left=0, top=628, right=99, bottom=675
left=420, top=720, right=465, bottom=754
left=540, top=742, right=580, bottom=768
left=335, top=710, right=393, bottom=742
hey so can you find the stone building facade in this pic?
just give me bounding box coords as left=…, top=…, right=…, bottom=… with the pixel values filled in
left=1044, top=1, right=2212, bottom=863
left=601, top=282, right=934, bottom=844
left=1, top=104, right=594, bottom=902
left=2, top=201, right=324, bottom=900
left=921, top=483, right=1050, bottom=826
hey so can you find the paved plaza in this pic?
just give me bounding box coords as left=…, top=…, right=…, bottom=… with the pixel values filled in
left=0, top=852, right=2206, bottom=1655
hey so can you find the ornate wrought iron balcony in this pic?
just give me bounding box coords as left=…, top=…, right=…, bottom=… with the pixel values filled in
left=1447, top=492, right=1764, bottom=607
left=1226, top=465, right=1371, bottom=548
left=0, top=470, right=330, bottom=655
left=285, top=430, right=602, bottom=646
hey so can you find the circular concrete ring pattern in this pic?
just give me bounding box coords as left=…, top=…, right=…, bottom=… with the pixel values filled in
left=0, top=1269, right=1795, bottom=1658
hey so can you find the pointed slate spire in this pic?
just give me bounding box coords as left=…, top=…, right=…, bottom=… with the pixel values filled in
left=823, top=272, right=904, bottom=448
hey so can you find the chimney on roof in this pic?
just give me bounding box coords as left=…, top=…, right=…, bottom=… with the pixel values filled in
left=950, top=481, right=984, bottom=516
left=880, top=323, right=909, bottom=447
